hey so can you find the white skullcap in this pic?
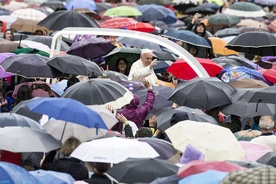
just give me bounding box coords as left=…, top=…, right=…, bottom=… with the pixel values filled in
left=141, top=48, right=153, bottom=55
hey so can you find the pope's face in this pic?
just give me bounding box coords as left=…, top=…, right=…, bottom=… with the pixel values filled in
left=141, top=52, right=153, bottom=67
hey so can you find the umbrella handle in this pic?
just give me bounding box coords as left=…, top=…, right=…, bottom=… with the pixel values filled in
left=60, top=121, right=68, bottom=142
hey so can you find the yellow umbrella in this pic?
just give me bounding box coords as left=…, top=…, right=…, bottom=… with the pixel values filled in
left=209, top=37, right=238, bottom=56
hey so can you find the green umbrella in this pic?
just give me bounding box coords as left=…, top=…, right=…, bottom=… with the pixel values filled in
left=224, top=2, right=266, bottom=17
left=104, top=6, right=142, bottom=17
left=13, top=48, right=50, bottom=58
left=208, top=13, right=240, bottom=26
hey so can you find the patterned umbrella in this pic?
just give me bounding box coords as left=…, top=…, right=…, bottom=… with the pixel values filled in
left=11, top=8, right=47, bottom=21
left=224, top=2, right=266, bottom=18
left=100, top=17, right=138, bottom=29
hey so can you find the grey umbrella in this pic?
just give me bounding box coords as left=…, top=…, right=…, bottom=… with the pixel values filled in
left=103, top=70, right=128, bottom=82
left=257, top=151, right=276, bottom=167
left=208, top=13, right=240, bottom=26
left=26, top=36, right=69, bottom=51
left=238, top=86, right=276, bottom=104
left=0, top=113, right=42, bottom=129
left=12, top=99, right=42, bottom=122
left=0, top=127, right=61, bottom=152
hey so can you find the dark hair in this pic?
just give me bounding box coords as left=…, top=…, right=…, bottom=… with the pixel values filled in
left=3, top=29, right=14, bottom=41
left=93, top=162, right=111, bottom=173
left=34, top=30, right=44, bottom=35
left=116, top=58, right=129, bottom=75
left=64, top=75, right=80, bottom=91
left=135, top=127, right=152, bottom=138
left=14, top=85, right=33, bottom=106
left=0, top=21, right=3, bottom=26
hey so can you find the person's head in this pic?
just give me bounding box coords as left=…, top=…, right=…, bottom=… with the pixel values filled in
left=16, top=85, right=33, bottom=102
left=93, top=162, right=111, bottom=174
left=107, top=36, right=117, bottom=44
left=135, top=127, right=153, bottom=138
left=127, top=94, right=140, bottom=108
left=140, top=49, right=153, bottom=67
left=64, top=75, right=80, bottom=91
left=34, top=30, right=44, bottom=36
left=259, top=115, right=274, bottom=133
left=3, top=29, right=13, bottom=41
left=60, top=136, right=81, bottom=156
left=116, top=58, right=128, bottom=74
left=188, top=45, right=198, bottom=56
left=161, top=71, right=172, bottom=82
left=0, top=21, right=3, bottom=32
left=194, top=23, right=206, bottom=36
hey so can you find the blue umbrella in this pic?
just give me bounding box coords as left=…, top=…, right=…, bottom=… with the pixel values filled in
left=66, top=0, right=97, bottom=11
left=30, top=170, right=75, bottom=184
left=178, top=170, right=228, bottom=184
left=154, top=60, right=173, bottom=73
left=50, top=80, right=68, bottom=97
left=0, top=161, right=42, bottom=184
left=150, top=174, right=181, bottom=184
left=26, top=97, right=108, bottom=131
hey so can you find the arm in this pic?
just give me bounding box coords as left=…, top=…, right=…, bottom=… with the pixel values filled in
left=137, top=79, right=155, bottom=118
left=116, top=113, right=134, bottom=138
left=186, top=13, right=201, bottom=31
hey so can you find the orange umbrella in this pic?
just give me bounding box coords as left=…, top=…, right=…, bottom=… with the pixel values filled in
left=209, top=37, right=238, bottom=56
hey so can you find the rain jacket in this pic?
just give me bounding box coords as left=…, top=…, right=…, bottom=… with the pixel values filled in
left=116, top=90, right=155, bottom=132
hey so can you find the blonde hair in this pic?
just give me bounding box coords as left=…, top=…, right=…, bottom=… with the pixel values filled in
left=60, top=137, right=81, bottom=156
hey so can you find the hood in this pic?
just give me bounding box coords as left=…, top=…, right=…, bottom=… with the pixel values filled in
left=194, top=22, right=206, bottom=37
left=127, top=94, right=140, bottom=108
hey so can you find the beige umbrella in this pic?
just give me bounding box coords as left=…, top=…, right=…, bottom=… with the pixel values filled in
left=165, top=120, right=245, bottom=161
left=10, top=18, right=49, bottom=33
left=0, top=38, right=20, bottom=52
left=229, top=78, right=269, bottom=88
left=237, top=19, right=267, bottom=29
left=11, top=8, right=47, bottom=21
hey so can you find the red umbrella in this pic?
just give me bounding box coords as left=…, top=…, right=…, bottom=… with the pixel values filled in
left=166, top=58, right=223, bottom=80
left=177, top=160, right=245, bottom=178
left=259, top=67, right=276, bottom=83
left=128, top=22, right=155, bottom=33
left=100, top=17, right=138, bottom=29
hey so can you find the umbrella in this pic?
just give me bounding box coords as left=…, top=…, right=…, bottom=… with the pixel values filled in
left=128, top=22, right=155, bottom=33
left=106, top=158, right=178, bottom=183
left=220, top=166, right=276, bottom=184
left=0, top=52, right=15, bottom=78
left=237, top=86, right=276, bottom=104
left=47, top=54, right=103, bottom=77
left=224, top=2, right=266, bottom=18
left=257, top=151, right=276, bottom=166
left=260, top=68, right=276, bottom=84
left=214, top=27, right=241, bottom=38
left=40, top=1, right=66, bottom=11
left=178, top=170, right=228, bottom=184
left=0, top=112, right=42, bottom=130
left=104, top=6, right=142, bottom=17
left=100, top=17, right=138, bottom=29
left=15, top=40, right=50, bottom=52
left=228, top=77, right=269, bottom=89
left=11, top=99, right=43, bottom=122
left=66, top=0, right=97, bottom=11
left=118, top=80, right=146, bottom=93
left=30, top=170, right=75, bottom=184
left=50, top=80, right=67, bottom=97
left=240, top=141, right=273, bottom=162
left=103, top=70, right=128, bottom=82
left=67, top=37, right=115, bottom=60
left=226, top=160, right=268, bottom=169
left=169, top=77, right=236, bottom=110
left=61, top=79, right=133, bottom=109
left=0, top=39, right=20, bottom=53
left=137, top=0, right=171, bottom=5
left=25, top=36, right=69, bottom=51
left=167, top=58, right=223, bottom=80
left=137, top=137, right=178, bottom=160
left=163, top=29, right=211, bottom=48
left=154, top=60, right=173, bottom=73
left=177, top=160, right=245, bottom=178
left=157, top=106, right=218, bottom=131
left=212, top=56, right=260, bottom=70
left=165, top=121, right=245, bottom=161
left=135, top=85, right=174, bottom=114
left=208, top=37, right=239, bottom=56
left=236, top=19, right=267, bottom=29
left=251, top=135, right=276, bottom=151
left=0, top=127, right=61, bottom=152
left=0, top=162, right=42, bottom=184
left=136, top=4, right=177, bottom=24
left=208, top=13, right=240, bottom=26
left=10, top=18, right=48, bottom=33
left=96, top=2, right=112, bottom=12
left=13, top=48, right=50, bottom=58
left=11, top=8, right=47, bottom=21
left=234, top=129, right=262, bottom=141
left=0, top=54, right=62, bottom=78
left=254, top=0, right=276, bottom=6
left=185, top=6, right=216, bottom=15
left=150, top=174, right=181, bottom=184
left=70, top=137, right=159, bottom=163
left=38, top=10, right=100, bottom=31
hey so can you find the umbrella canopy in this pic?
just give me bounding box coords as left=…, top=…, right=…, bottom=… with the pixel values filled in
left=47, top=54, right=103, bottom=77
left=208, top=13, right=240, bottom=26
left=157, top=106, right=218, bottom=131
left=0, top=126, right=61, bottom=152
left=0, top=54, right=62, bottom=78
left=70, top=137, right=159, bottom=163
left=224, top=2, right=266, bottom=17
left=167, top=58, right=223, bottom=80
left=226, top=31, right=276, bottom=56
left=137, top=0, right=171, bottom=5
left=25, top=36, right=69, bottom=51
left=96, top=2, right=112, bottom=12
left=169, top=77, right=236, bottom=110
left=0, top=162, right=42, bottom=184
left=254, top=0, right=276, bottom=6
left=62, top=79, right=133, bottom=109
left=13, top=48, right=50, bottom=58
left=257, top=151, right=276, bottom=166
left=106, top=158, right=178, bottom=183
left=240, top=141, right=273, bottom=162
left=11, top=8, right=47, bottom=21
left=15, top=40, right=50, bottom=52
left=40, top=1, right=66, bottom=11
left=165, top=121, right=245, bottom=161
left=128, top=22, right=155, bottom=33
left=10, top=18, right=48, bottom=33
left=226, top=160, right=268, bottom=169
left=103, top=70, right=128, bottom=82
left=0, top=113, right=42, bottom=130
left=228, top=77, right=269, bottom=89
left=150, top=174, right=181, bottom=184
left=185, top=6, right=216, bottom=15
left=237, top=86, right=276, bottom=104
left=100, top=17, right=138, bottom=29
left=30, top=169, right=75, bottom=184
left=0, top=39, right=20, bottom=53
left=214, top=27, right=241, bottom=38
left=220, top=166, right=276, bottom=184
left=163, top=29, right=211, bottom=48
left=67, top=37, right=115, bottom=60
left=38, top=10, right=100, bottom=31
left=104, top=6, right=142, bottom=17
left=234, top=130, right=262, bottom=141
left=251, top=135, right=276, bottom=151
left=177, top=160, right=245, bottom=178
left=136, top=4, right=177, bottom=24
left=66, top=0, right=97, bottom=11
left=178, top=170, right=228, bottom=184
left=260, top=68, right=276, bottom=84
left=208, top=37, right=239, bottom=56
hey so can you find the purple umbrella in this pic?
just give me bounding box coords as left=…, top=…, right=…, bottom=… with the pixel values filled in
left=0, top=52, right=15, bottom=78
left=67, top=37, right=115, bottom=60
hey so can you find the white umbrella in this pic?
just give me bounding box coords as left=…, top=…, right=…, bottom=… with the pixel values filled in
left=70, top=137, right=159, bottom=163
left=165, top=120, right=245, bottom=161
left=14, top=40, right=50, bottom=52
left=0, top=127, right=61, bottom=152
left=11, top=8, right=47, bottom=21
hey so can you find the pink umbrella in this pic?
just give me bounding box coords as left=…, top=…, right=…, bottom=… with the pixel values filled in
left=239, top=141, right=273, bottom=162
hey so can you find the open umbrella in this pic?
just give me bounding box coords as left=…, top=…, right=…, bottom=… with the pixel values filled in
left=106, top=158, right=178, bottom=183
left=257, top=151, right=276, bottom=166
left=234, top=130, right=262, bottom=141
left=0, top=127, right=61, bottom=152
left=150, top=174, right=181, bottom=184
left=30, top=170, right=75, bottom=184
left=62, top=79, right=133, bottom=109
left=100, top=17, right=138, bottom=29
left=178, top=170, right=228, bottom=184
left=214, top=27, right=241, bottom=38
left=208, top=37, right=239, bottom=56
left=0, top=39, right=20, bottom=53
left=228, top=77, right=269, bottom=89
left=104, top=6, right=142, bottom=17
left=13, top=48, right=50, bottom=58
left=66, top=0, right=97, bottom=11
left=11, top=8, right=47, bottom=21
left=166, top=121, right=245, bottom=161
left=185, top=6, right=216, bottom=15
left=224, top=2, right=266, bottom=18
left=103, top=70, right=128, bottom=82
left=208, top=13, right=240, bottom=26
left=240, top=141, right=273, bottom=162
left=169, top=77, right=236, bottom=110
left=128, top=22, right=155, bottom=33
left=67, top=37, right=115, bottom=60
left=47, top=54, right=103, bottom=77
left=26, top=36, right=69, bottom=51
left=237, top=86, right=276, bottom=104
left=137, top=0, right=171, bottom=5
left=10, top=18, right=48, bottom=33
left=38, top=10, right=100, bottom=31
left=70, top=137, right=159, bottom=163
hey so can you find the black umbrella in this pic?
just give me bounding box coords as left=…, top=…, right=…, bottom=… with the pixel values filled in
left=237, top=86, right=276, bottom=104
left=40, top=1, right=66, bottom=11
left=185, top=6, right=216, bottom=15
left=107, top=158, right=178, bottom=183
left=226, top=31, right=276, bottom=56
left=226, top=160, right=268, bottom=169
left=0, top=54, right=62, bottom=78
left=169, top=77, right=237, bottom=110
left=62, top=78, right=133, bottom=109
left=11, top=99, right=42, bottom=122
left=103, top=70, right=128, bottom=82
left=137, top=0, right=171, bottom=5
left=212, top=56, right=257, bottom=69
left=25, top=36, right=69, bottom=51
left=67, top=37, right=115, bottom=60
left=47, top=54, right=103, bottom=77
left=150, top=174, right=181, bottom=184
left=208, top=13, right=240, bottom=26
left=38, top=10, right=100, bottom=31
left=157, top=106, right=218, bottom=131
left=214, top=27, right=241, bottom=38
left=257, top=151, right=276, bottom=167
left=0, top=113, right=42, bottom=130
left=96, top=2, right=112, bottom=12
